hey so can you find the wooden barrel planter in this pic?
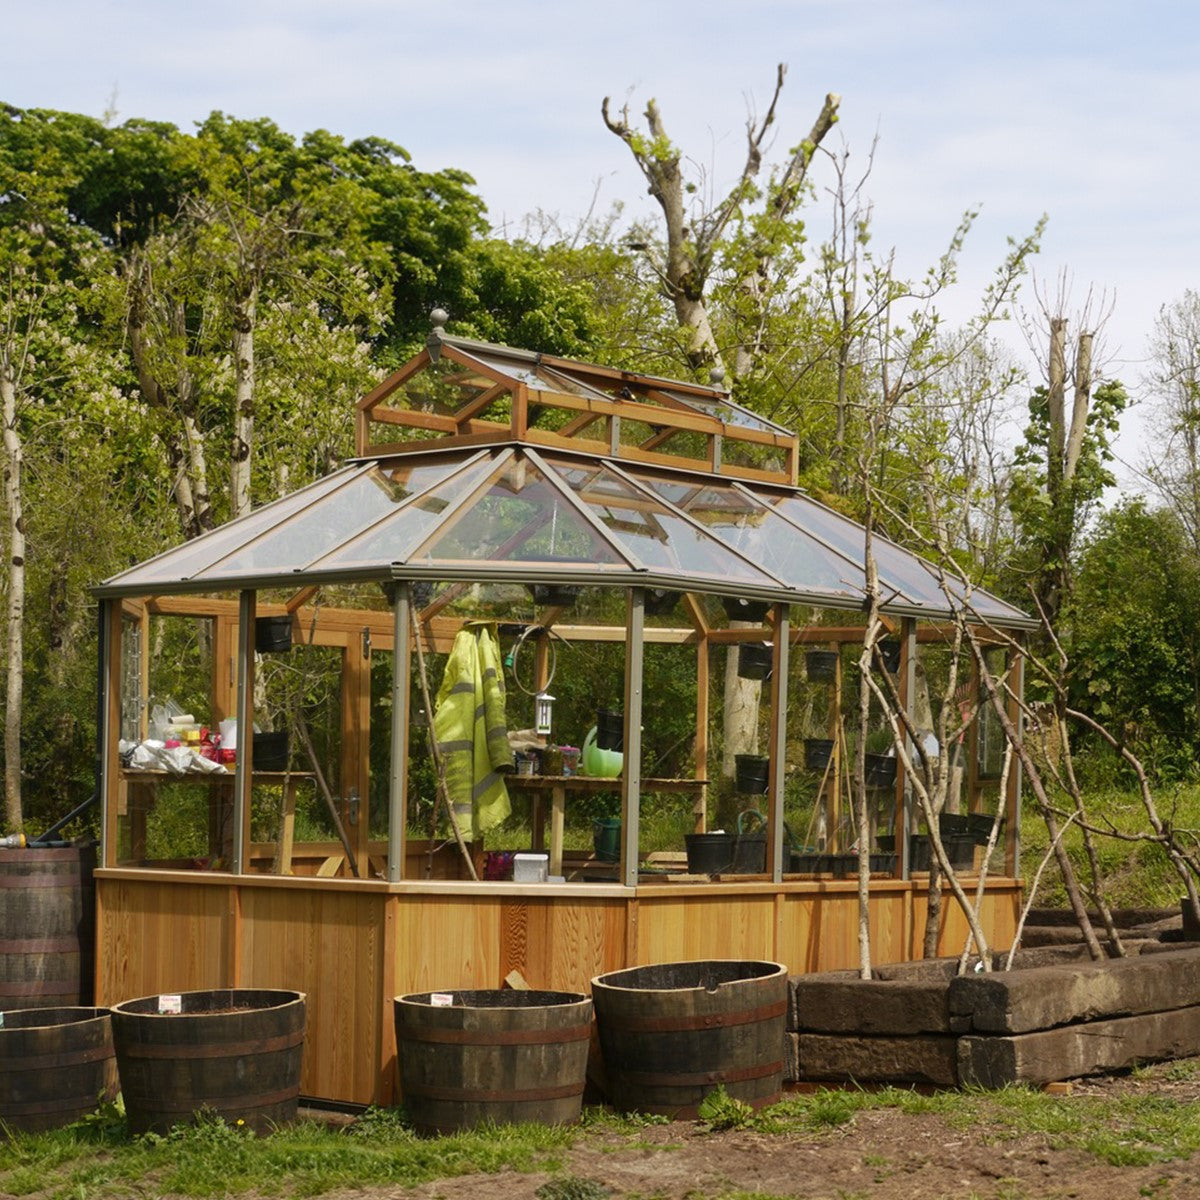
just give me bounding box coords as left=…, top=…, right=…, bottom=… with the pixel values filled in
left=0, top=1006, right=117, bottom=1133
left=393, top=989, right=592, bottom=1134
left=110, top=988, right=306, bottom=1135
left=591, top=959, right=788, bottom=1118
left=0, top=844, right=96, bottom=1010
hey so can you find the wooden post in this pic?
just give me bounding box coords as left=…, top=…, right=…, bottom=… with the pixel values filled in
left=1005, top=639, right=1025, bottom=878
left=387, top=584, right=411, bottom=882
left=621, top=589, right=645, bottom=888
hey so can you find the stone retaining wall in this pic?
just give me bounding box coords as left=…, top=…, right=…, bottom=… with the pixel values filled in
left=787, top=941, right=1200, bottom=1087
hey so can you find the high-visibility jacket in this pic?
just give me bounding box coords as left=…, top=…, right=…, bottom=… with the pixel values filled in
left=433, top=626, right=511, bottom=838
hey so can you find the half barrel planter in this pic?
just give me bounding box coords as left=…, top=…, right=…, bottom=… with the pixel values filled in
left=0, top=1006, right=118, bottom=1133
left=110, top=988, right=306, bottom=1135
left=394, top=989, right=592, bottom=1134
left=591, top=959, right=788, bottom=1118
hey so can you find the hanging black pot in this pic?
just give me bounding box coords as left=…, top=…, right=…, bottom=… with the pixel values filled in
left=875, top=639, right=902, bottom=674
left=529, top=583, right=580, bottom=607
left=805, top=649, right=838, bottom=682
left=864, top=752, right=897, bottom=789
left=722, top=597, right=771, bottom=623
left=734, top=754, right=770, bottom=794
left=255, top=616, right=293, bottom=655
left=644, top=588, right=680, bottom=616
left=804, top=738, right=834, bottom=771
left=596, top=707, right=624, bottom=752
left=737, top=642, right=773, bottom=681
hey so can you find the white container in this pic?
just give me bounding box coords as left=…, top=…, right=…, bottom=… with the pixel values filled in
left=513, top=853, right=548, bottom=883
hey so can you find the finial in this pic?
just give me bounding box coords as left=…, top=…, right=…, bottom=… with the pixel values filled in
left=427, top=308, right=448, bottom=361
left=709, top=365, right=726, bottom=387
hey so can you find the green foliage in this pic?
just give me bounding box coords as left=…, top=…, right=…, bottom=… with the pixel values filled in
left=536, top=1176, right=613, bottom=1200
left=697, top=1085, right=755, bottom=1131
left=1066, top=499, right=1200, bottom=774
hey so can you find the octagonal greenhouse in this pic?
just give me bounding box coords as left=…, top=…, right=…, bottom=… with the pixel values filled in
left=92, top=318, right=1031, bottom=1105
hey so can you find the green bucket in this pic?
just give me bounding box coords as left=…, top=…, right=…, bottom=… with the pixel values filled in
left=593, top=818, right=621, bottom=862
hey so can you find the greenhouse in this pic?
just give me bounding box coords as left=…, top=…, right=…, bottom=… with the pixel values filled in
left=92, top=314, right=1030, bottom=1105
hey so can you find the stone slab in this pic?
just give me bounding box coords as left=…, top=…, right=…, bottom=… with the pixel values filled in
left=796, top=1031, right=959, bottom=1087
left=790, top=972, right=952, bottom=1034
left=958, top=1004, right=1200, bottom=1087
left=949, top=947, right=1200, bottom=1034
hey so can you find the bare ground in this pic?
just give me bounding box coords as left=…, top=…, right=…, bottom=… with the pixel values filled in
left=320, top=1061, right=1200, bottom=1200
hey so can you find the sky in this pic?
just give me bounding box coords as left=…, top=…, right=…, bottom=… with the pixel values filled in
left=6, top=0, right=1199, bottom=488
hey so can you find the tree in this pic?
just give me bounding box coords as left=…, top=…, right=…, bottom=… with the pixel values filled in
left=602, top=64, right=840, bottom=379
left=1142, top=291, right=1200, bottom=552
left=1010, top=306, right=1128, bottom=632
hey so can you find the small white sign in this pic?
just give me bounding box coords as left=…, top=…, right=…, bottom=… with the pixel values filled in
left=430, top=992, right=453, bottom=1007
left=158, top=994, right=183, bottom=1014
left=0, top=1011, right=5, bottom=1028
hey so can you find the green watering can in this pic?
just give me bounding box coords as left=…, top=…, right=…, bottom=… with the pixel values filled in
left=582, top=726, right=623, bottom=778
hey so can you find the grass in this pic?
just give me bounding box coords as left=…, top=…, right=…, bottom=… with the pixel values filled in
left=7, top=1083, right=1200, bottom=1199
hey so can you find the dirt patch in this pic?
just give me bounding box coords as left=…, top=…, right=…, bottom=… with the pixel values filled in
left=322, top=1060, right=1200, bottom=1200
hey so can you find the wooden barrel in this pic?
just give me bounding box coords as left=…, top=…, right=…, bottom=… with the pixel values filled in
left=591, top=960, right=788, bottom=1118
left=394, top=989, right=592, bottom=1134
left=0, top=844, right=96, bottom=1010
left=0, top=1006, right=117, bottom=1133
left=110, top=988, right=306, bottom=1135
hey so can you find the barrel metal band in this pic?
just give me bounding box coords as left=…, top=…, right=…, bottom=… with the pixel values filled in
left=128, top=1081, right=300, bottom=1116
left=597, top=998, right=786, bottom=1033
left=1, top=1042, right=114, bottom=1071
left=117, top=1028, right=304, bottom=1060
left=0, top=936, right=81, bottom=953
left=0, top=978, right=80, bottom=997
left=398, top=1022, right=591, bottom=1047
left=612, top=1058, right=783, bottom=1088
left=0, top=1093, right=108, bottom=1117
left=402, top=1079, right=585, bottom=1103
left=0, top=874, right=81, bottom=888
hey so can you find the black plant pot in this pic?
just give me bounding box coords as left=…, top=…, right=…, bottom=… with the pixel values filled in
left=966, top=813, right=1002, bottom=845
left=910, top=833, right=975, bottom=872
left=252, top=731, right=290, bottom=772
left=722, top=597, right=771, bottom=623
left=685, top=833, right=735, bottom=874
left=734, top=754, right=770, bottom=794
left=529, top=583, right=580, bottom=607
left=804, top=738, right=834, bottom=771
left=255, top=616, right=293, bottom=655
left=805, top=649, right=838, bottom=682
left=737, top=642, right=773, bottom=681
left=644, top=588, right=680, bottom=616
left=875, top=639, right=902, bottom=674
left=596, top=707, right=624, bottom=752
left=864, top=752, right=897, bottom=789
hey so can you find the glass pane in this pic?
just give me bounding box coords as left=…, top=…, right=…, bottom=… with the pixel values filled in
left=422, top=458, right=625, bottom=566
left=552, top=460, right=783, bottom=584
left=205, top=460, right=468, bottom=577
left=388, top=356, right=509, bottom=417
left=644, top=477, right=865, bottom=599
left=310, top=457, right=495, bottom=569
left=106, top=468, right=362, bottom=588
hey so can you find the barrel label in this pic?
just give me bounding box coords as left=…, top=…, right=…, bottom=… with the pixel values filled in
left=157, top=994, right=182, bottom=1014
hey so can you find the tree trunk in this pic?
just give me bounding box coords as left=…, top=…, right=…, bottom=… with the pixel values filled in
left=1, top=367, right=24, bottom=831
left=230, top=282, right=257, bottom=520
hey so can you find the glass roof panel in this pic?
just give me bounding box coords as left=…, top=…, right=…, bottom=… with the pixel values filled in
left=102, top=466, right=364, bottom=588
left=771, top=492, right=1028, bottom=620
left=201, top=459, right=470, bottom=578
left=389, top=357, right=506, bottom=418
left=642, top=477, right=865, bottom=600
left=551, top=460, right=783, bottom=585
left=300, top=457, right=498, bottom=570
left=418, top=458, right=626, bottom=567
left=659, top=390, right=790, bottom=435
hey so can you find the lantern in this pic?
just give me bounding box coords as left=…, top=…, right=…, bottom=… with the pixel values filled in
left=535, top=691, right=555, bottom=736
